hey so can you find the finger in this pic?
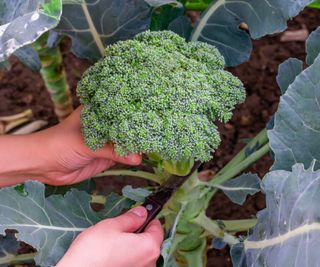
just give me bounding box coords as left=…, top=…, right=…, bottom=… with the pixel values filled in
left=88, top=143, right=142, bottom=165
left=143, top=219, right=164, bottom=246
left=61, top=106, right=83, bottom=128
left=100, top=206, right=147, bottom=232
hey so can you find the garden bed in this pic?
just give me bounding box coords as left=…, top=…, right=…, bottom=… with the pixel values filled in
left=0, top=8, right=319, bottom=267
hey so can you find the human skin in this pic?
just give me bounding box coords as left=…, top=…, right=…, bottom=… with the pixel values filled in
left=56, top=206, right=163, bottom=267
left=0, top=107, right=163, bottom=267
left=0, top=107, right=142, bottom=187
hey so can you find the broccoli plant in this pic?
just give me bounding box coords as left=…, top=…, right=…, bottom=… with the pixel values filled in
left=78, top=31, right=245, bottom=176
left=0, top=0, right=313, bottom=121
left=2, top=3, right=320, bottom=267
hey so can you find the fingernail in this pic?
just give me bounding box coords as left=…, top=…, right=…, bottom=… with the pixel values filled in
left=129, top=207, right=147, bottom=217
left=126, top=154, right=141, bottom=164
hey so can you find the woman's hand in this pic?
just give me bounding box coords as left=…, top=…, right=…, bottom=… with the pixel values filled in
left=38, top=106, right=141, bottom=185
left=0, top=106, right=141, bottom=186
left=56, top=207, right=163, bottom=267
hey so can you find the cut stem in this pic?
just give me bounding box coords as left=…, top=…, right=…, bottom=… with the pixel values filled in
left=192, top=212, right=239, bottom=245
left=94, top=169, right=160, bottom=184
left=34, top=34, right=73, bottom=121
left=12, top=120, right=48, bottom=135
left=91, top=195, right=107, bottom=205
left=0, top=109, right=33, bottom=134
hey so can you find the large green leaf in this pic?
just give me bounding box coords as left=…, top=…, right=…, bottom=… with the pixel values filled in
left=0, top=0, right=62, bottom=62
left=276, top=58, right=303, bottom=94
left=0, top=181, right=129, bottom=266
left=168, top=16, right=193, bottom=40
left=122, top=185, right=151, bottom=202
left=218, top=173, right=261, bottom=205
left=150, top=4, right=184, bottom=31
left=190, top=0, right=312, bottom=66
left=268, top=54, right=320, bottom=171
left=14, top=45, right=41, bottom=72
left=55, top=0, right=174, bottom=61
left=98, top=192, right=134, bottom=218
left=161, top=204, right=186, bottom=267
left=232, top=163, right=320, bottom=266
left=306, top=26, right=320, bottom=65
left=0, top=233, right=20, bottom=267
left=45, top=179, right=95, bottom=196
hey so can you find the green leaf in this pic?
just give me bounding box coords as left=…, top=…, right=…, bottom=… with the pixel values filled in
left=306, top=26, right=320, bottom=65
left=99, top=192, right=134, bottom=218
left=232, top=163, right=320, bottom=266
left=0, top=181, right=101, bottom=266
left=0, top=60, right=10, bottom=70
left=0, top=0, right=62, bottom=62
left=218, top=173, right=261, bottom=205
left=55, top=0, right=154, bottom=61
left=191, top=0, right=312, bottom=66
left=308, top=0, right=320, bottom=8
left=122, top=185, right=151, bottom=202
left=168, top=16, right=193, bottom=40
left=145, top=0, right=182, bottom=7
left=161, top=204, right=186, bottom=267
left=45, top=179, right=95, bottom=196
left=276, top=58, right=303, bottom=94
left=268, top=54, right=320, bottom=171
left=150, top=4, right=184, bottom=31
left=0, top=233, right=19, bottom=267
left=14, top=45, right=41, bottom=72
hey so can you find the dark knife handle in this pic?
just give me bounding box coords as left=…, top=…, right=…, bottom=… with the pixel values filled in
left=135, top=197, right=163, bottom=233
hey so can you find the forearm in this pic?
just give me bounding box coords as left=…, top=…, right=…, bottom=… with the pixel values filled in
left=0, top=134, right=47, bottom=187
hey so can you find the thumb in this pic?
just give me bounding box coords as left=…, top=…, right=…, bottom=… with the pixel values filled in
left=109, top=207, right=147, bottom=232
left=86, top=143, right=142, bottom=165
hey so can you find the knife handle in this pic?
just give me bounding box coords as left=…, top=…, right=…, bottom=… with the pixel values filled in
left=135, top=197, right=162, bottom=233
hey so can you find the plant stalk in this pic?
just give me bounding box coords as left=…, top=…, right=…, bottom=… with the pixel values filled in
left=192, top=212, right=239, bottom=245
left=210, top=143, right=270, bottom=186
left=0, top=252, right=36, bottom=265
left=33, top=34, right=73, bottom=121
left=12, top=120, right=48, bottom=135
left=0, top=109, right=33, bottom=134
left=221, top=218, right=257, bottom=232
left=91, top=194, right=107, bottom=205
left=94, top=169, right=160, bottom=184
left=218, top=128, right=268, bottom=175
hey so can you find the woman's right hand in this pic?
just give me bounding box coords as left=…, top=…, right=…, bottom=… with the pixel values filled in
left=56, top=206, right=163, bottom=267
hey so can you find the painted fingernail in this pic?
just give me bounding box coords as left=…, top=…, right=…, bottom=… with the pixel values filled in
left=129, top=207, right=147, bottom=217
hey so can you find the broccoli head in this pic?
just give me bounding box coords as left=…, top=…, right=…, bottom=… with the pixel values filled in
left=78, top=30, right=245, bottom=175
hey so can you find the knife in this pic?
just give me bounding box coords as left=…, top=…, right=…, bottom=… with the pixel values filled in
left=135, top=161, right=202, bottom=233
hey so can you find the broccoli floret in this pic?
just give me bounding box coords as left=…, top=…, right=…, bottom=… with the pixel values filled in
left=78, top=30, right=245, bottom=175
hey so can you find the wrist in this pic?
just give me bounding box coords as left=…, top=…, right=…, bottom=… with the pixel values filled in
left=0, top=133, right=49, bottom=186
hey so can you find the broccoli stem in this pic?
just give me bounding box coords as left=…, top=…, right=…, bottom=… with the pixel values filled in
left=33, top=34, right=73, bottom=121
left=0, top=252, right=36, bottom=266
left=221, top=218, right=257, bottom=232
left=176, top=239, right=207, bottom=267
left=218, top=128, right=268, bottom=175
left=93, top=169, right=161, bottom=184
left=192, top=212, right=239, bottom=245
left=210, top=143, right=270, bottom=186
left=90, top=195, right=106, bottom=204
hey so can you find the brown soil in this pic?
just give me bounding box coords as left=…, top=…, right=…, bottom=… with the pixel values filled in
left=0, top=7, right=319, bottom=267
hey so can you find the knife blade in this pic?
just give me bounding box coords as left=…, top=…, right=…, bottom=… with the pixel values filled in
left=135, top=161, right=202, bottom=233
